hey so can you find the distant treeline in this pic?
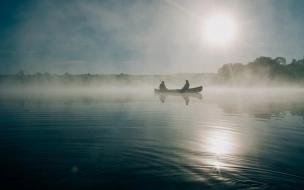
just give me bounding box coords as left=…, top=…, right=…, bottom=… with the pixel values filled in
left=217, top=56, right=304, bottom=86
left=0, top=72, right=216, bottom=88
left=1, top=56, right=304, bottom=88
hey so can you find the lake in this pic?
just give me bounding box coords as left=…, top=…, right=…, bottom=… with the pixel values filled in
left=1, top=88, right=304, bottom=189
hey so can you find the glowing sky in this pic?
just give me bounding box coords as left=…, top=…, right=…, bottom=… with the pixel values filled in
left=1, top=0, right=304, bottom=74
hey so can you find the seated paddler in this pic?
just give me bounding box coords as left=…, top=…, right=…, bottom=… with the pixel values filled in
left=159, top=81, right=167, bottom=91
left=181, top=80, right=190, bottom=93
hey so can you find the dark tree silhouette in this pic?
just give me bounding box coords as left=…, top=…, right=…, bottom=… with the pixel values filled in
left=218, top=56, right=304, bottom=86
left=274, top=57, right=286, bottom=65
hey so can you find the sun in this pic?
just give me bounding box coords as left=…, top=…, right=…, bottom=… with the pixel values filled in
left=204, top=15, right=235, bottom=45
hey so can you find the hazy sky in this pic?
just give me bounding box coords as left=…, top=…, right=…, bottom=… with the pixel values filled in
left=1, top=0, right=304, bottom=74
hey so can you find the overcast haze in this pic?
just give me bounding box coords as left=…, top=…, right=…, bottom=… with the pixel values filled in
left=1, top=0, right=304, bottom=74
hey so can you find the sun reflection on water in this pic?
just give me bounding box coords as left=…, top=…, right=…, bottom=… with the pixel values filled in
left=214, top=161, right=221, bottom=169
left=205, top=128, right=237, bottom=174
left=208, top=130, right=234, bottom=155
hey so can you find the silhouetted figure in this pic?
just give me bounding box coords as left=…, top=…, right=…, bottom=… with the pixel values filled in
left=159, top=81, right=167, bottom=91
left=181, top=80, right=190, bottom=93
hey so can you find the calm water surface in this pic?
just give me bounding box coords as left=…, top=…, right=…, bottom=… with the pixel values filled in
left=1, top=88, right=304, bottom=189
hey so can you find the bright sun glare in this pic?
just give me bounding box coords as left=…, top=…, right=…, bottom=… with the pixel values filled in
left=208, top=131, right=233, bottom=155
left=204, top=15, right=235, bottom=45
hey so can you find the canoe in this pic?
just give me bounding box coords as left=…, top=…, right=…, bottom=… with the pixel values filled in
left=154, top=86, right=203, bottom=93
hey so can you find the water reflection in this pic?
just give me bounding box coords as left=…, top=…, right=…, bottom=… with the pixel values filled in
left=208, top=130, right=234, bottom=155
left=204, top=89, right=304, bottom=120
left=156, top=92, right=203, bottom=105
left=1, top=88, right=304, bottom=120
left=218, top=101, right=304, bottom=120
left=203, top=127, right=240, bottom=180
left=1, top=88, right=304, bottom=189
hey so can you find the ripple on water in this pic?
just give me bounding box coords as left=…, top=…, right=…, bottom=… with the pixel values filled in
left=50, top=144, right=304, bottom=189
left=1, top=90, right=304, bottom=189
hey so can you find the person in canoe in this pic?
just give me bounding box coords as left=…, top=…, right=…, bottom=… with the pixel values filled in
left=181, top=80, right=190, bottom=93
left=159, top=81, right=168, bottom=91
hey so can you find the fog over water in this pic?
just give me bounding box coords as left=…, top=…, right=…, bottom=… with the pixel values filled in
left=1, top=87, right=304, bottom=189
left=1, top=0, right=304, bottom=189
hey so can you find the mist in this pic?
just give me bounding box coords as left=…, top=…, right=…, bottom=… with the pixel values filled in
left=2, top=1, right=304, bottom=189
left=1, top=54, right=304, bottom=91
left=1, top=0, right=304, bottom=75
